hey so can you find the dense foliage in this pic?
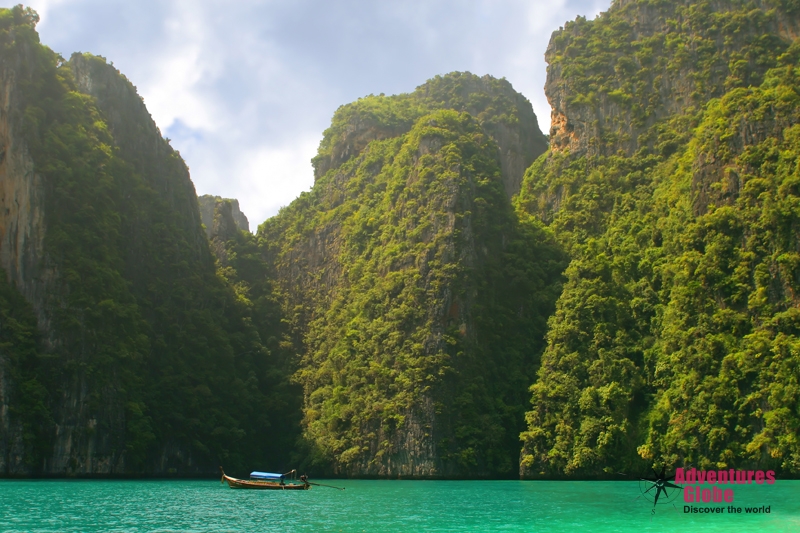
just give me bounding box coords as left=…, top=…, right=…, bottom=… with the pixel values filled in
left=312, top=72, right=547, bottom=196
left=520, top=0, right=800, bottom=476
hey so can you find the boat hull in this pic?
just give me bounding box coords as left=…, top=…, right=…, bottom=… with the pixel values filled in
left=221, top=471, right=310, bottom=490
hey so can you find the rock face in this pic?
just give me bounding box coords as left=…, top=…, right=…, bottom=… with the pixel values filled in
left=198, top=195, right=250, bottom=239
left=198, top=195, right=250, bottom=266
left=0, top=9, right=56, bottom=475
left=262, top=78, right=564, bottom=478
left=0, top=76, right=47, bottom=328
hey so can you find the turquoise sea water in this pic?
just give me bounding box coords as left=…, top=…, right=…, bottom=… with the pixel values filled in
left=1, top=479, right=798, bottom=532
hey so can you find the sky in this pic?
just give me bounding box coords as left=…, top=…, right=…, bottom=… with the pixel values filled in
left=28, top=0, right=610, bottom=229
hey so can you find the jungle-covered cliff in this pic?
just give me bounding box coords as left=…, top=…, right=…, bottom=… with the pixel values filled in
left=257, top=74, right=563, bottom=477
left=2, top=0, right=799, bottom=480
left=0, top=6, right=295, bottom=476
left=519, top=0, right=800, bottom=477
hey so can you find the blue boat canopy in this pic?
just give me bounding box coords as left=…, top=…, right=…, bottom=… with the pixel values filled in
left=250, top=471, right=284, bottom=480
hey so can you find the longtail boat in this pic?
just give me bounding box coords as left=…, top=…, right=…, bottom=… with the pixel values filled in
left=219, top=467, right=310, bottom=490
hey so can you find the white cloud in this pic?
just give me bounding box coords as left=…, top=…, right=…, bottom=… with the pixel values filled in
left=141, top=3, right=215, bottom=132
left=26, top=0, right=69, bottom=30
left=232, top=137, right=320, bottom=229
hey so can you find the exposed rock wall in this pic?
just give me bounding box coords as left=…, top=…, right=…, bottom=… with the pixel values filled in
left=0, top=22, right=53, bottom=476
left=0, top=123, right=49, bottom=485
left=0, top=103, right=46, bottom=326
left=198, top=194, right=250, bottom=239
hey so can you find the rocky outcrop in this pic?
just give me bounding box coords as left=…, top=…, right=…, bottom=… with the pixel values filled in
left=200, top=196, right=250, bottom=264
left=198, top=195, right=250, bottom=239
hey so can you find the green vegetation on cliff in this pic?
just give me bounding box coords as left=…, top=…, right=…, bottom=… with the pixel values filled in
left=312, top=72, right=547, bottom=197
left=5, top=0, right=799, bottom=480
left=519, top=0, right=800, bottom=476
left=260, top=77, right=562, bottom=477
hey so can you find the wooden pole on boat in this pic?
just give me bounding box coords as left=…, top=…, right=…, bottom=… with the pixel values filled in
left=308, top=481, right=345, bottom=490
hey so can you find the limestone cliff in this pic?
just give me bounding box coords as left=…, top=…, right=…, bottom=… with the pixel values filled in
left=545, top=0, right=800, bottom=159
left=0, top=7, right=280, bottom=476
left=0, top=7, right=58, bottom=475
left=519, top=0, right=800, bottom=477
left=261, top=78, right=564, bottom=478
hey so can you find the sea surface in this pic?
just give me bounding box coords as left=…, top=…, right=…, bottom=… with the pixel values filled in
left=1, top=478, right=798, bottom=532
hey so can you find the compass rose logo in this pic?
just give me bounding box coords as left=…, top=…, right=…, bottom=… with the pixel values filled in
left=638, top=465, right=682, bottom=513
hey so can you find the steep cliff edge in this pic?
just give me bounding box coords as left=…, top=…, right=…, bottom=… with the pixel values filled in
left=260, top=76, right=565, bottom=477
left=0, top=7, right=289, bottom=476
left=198, top=195, right=250, bottom=239
left=519, top=0, right=800, bottom=477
